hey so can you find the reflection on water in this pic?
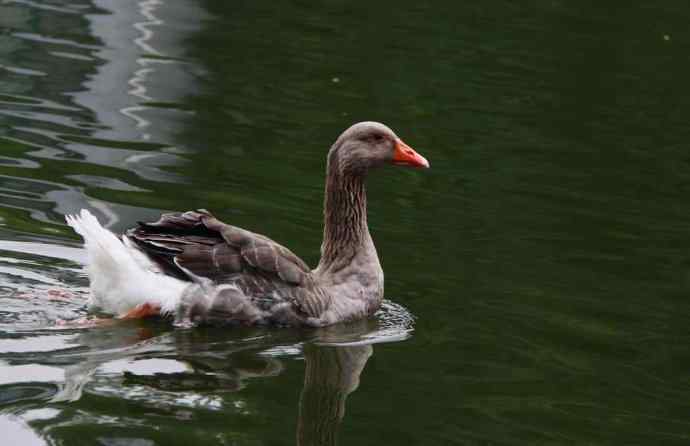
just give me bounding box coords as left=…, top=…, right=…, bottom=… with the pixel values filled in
left=0, top=414, right=46, bottom=446
left=0, top=0, right=205, bottom=235
left=298, top=344, right=372, bottom=446
left=83, top=0, right=206, bottom=145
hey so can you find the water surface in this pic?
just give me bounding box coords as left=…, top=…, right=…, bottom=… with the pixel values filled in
left=1, top=1, right=690, bottom=445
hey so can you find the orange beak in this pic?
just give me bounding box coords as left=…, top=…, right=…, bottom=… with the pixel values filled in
left=392, top=138, right=430, bottom=168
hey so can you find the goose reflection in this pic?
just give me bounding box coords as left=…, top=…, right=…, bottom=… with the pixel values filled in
left=49, top=323, right=375, bottom=444
left=297, top=343, right=372, bottom=446
left=111, top=326, right=374, bottom=446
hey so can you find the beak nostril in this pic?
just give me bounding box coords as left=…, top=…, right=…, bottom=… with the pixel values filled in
left=393, top=139, right=428, bottom=168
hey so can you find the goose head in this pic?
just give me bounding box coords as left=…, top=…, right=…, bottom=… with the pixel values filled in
left=328, top=121, right=429, bottom=175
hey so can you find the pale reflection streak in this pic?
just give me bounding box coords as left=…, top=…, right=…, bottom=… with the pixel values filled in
left=119, top=0, right=164, bottom=138
left=4, top=0, right=81, bottom=15
left=0, top=414, right=47, bottom=446
left=133, top=0, right=164, bottom=56
left=79, top=0, right=202, bottom=181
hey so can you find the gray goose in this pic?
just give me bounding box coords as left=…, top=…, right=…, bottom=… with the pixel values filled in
left=66, top=122, right=429, bottom=327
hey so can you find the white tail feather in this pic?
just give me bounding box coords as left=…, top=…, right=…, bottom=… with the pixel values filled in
left=66, top=209, right=188, bottom=316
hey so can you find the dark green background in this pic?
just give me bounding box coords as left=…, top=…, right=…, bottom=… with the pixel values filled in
left=0, top=1, right=689, bottom=444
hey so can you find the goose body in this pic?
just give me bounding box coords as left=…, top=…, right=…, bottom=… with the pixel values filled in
left=67, top=122, right=429, bottom=327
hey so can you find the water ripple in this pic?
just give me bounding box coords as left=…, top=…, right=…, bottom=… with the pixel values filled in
left=0, top=94, right=80, bottom=111
left=0, top=64, right=46, bottom=77
left=5, top=0, right=84, bottom=15
left=11, top=32, right=101, bottom=50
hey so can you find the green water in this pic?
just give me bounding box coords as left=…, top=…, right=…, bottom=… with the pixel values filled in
left=1, top=1, right=689, bottom=444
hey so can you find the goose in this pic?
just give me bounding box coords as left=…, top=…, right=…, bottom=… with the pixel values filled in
left=66, top=122, right=429, bottom=327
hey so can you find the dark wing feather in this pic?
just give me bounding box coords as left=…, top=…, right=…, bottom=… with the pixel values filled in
left=126, top=210, right=310, bottom=288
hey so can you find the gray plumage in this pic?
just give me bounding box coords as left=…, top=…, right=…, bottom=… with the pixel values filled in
left=124, top=122, right=428, bottom=327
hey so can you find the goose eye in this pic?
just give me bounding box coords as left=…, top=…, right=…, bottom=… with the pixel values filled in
left=361, top=133, right=385, bottom=145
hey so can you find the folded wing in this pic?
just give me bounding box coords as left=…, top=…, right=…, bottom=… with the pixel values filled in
left=126, top=210, right=311, bottom=293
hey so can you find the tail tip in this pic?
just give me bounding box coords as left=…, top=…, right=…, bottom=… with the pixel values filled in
left=65, top=209, right=101, bottom=235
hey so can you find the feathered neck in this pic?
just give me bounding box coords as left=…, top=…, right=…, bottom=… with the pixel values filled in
left=317, top=151, right=370, bottom=272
